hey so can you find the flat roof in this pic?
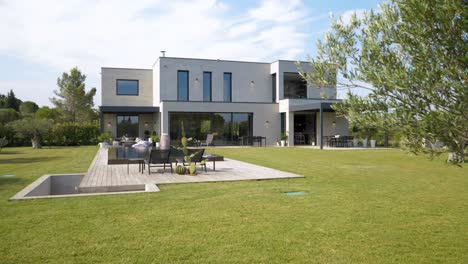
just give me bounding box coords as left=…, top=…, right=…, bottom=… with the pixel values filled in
left=101, top=67, right=152, bottom=71
left=101, top=57, right=310, bottom=71
left=152, top=56, right=310, bottom=68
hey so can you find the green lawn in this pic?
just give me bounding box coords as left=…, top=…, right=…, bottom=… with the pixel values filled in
left=0, top=146, right=467, bottom=263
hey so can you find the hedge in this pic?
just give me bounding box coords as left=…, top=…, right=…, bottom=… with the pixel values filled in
left=45, top=123, right=100, bottom=146
left=1, top=123, right=100, bottom=147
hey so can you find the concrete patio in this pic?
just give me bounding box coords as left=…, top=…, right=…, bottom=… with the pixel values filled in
left=79, top=148, right=303, bottom=193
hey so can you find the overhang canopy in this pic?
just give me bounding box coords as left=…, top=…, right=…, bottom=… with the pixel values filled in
left=288, top=102, right=336, bottom=112
left=100, top=106, right=159, bottom=113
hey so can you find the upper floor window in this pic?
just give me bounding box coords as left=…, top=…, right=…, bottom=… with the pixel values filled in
left=283, top=72, right=307, bottom=99
left=223, top=72, right=232, bottom=102
left=116, top=80, right=139, bottom=95
left=177, top=70, right=189, bottom=101
left=203, top=72, right=212, bottom=102
left=272, top=73, right=277, bottom=102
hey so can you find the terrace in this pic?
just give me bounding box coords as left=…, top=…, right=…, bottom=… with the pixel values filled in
left=78, top=147, right=303, bottom=193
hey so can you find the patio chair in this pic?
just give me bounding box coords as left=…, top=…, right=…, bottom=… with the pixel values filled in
left=294, top=133, right=306, bottom=145
left=200, top=134, right=214, bottom=146
left=178, top=148, right=207, bottom=172
left=146, top=149, right=172, bottom=174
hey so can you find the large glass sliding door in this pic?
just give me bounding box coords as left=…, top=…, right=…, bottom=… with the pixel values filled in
left=293, top=113, right=316, bottom=145
left=117, top=115, right=139, bottom=138
left=232, top=113, right=253, bottom=142
left=169, top=112, right=253, bottom=145
left=169, top=113, right=211, bottom=142
left=212, top=113, right=232, bottom=145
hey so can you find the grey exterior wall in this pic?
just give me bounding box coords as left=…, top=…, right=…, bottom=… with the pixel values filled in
left=157, top=57, right=273, bottom=103
left=101, top=68, right=153, bottom=106
left=316, top=113, right=349, bottom=141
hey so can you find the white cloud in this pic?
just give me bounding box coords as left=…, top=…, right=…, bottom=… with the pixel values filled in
left=339, top=9, right=367, bottom=25
left=0, top=0, right=315, bottom=106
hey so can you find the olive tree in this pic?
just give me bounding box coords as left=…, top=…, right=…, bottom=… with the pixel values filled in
left=8, top=118, right=53, bottom=149
left=302, top=0, right=467, bottom=163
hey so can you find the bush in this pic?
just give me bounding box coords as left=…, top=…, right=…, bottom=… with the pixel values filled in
left=0, top=123, right=29, bottom=147
left=97, top=132, right=113, bottom=143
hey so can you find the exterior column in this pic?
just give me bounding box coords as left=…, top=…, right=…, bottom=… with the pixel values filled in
left=160, top=110, right=169, bottom=135
left=286, top=111, right=294, bottom=146
left=320, top=103, right=324, bottom=149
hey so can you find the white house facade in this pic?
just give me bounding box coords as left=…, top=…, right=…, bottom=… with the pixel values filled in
left=100, top=57, right=348, bottom=147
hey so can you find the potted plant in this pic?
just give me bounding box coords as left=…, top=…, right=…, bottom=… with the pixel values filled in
left=144, top=130, right=150, bottom=140
left=276, top=139, right=280, bottom=147
left=350, top=125, right=360, bottom=147
left=97, top=132, right=112, bottom=148
left=150, top=132, right=160, bottom=148
left=362, top=126, right=378, bottom=148
left=280, top=132, right=288, bottom=147
left=179, top=136, right=200, bottom=176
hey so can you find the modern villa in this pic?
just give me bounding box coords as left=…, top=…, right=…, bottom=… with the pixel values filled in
left=100, top=56, right=348, bottom=147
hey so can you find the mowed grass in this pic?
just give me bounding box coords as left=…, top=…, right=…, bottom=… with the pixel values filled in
left=0, top=146, right=467, bottom=263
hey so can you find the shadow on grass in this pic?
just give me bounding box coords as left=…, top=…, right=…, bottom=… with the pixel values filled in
left=0, top=176, right=24, bottom=186
left=0, top=157, right=63, bottom=164
left=0, top=150, right=23, bottom=155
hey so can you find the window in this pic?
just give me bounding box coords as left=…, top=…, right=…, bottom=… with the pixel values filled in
left=116, top=80, right=138, bottom=95
left=272, top=73, right=277, bottom=102
left=177, top=71, right=189, bottom=101
left=223, top=72, right=232, bottom=102
left=203, top=72, right=212, bottom=102
left=280, top=113, right=285, bottom=134
left=283, top=72, right=307, bottom=99
left=116, top=115, right=139, bottom=138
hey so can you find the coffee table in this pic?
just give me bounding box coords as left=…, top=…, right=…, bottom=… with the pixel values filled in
left=202, top=154, right=224, bottom=171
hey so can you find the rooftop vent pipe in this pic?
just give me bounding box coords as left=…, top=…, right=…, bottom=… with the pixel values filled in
left=160, top=51, right=166, bottom=57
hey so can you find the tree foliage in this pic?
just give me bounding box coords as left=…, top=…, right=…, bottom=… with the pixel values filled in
left=0, top=108, right=20, bottom=124
left=50, top=67, right=97, bottom=123
left=35, top=106, right=61, bottom=121
left=304, top=0, right=467, bottom=163
left=0, top=90, right=22, bottom=111
left=19, top=101, right=39, bottom=116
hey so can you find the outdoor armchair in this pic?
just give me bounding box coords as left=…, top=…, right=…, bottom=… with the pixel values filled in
left=146, top=149, right=172, bottom=174
left=200, top=134, right=214, bottom=146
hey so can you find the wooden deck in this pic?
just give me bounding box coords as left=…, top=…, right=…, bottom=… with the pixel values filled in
left=79, top=148, right=303, bottom=193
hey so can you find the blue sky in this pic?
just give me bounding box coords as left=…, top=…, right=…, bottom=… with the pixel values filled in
left=0, top=0, right=381, bottom=107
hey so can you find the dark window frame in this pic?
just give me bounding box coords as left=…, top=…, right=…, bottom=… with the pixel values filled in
left=168, top=111, right=253, bottom=145
left=223, top=72, right=232, bottom=102
left=283, top=72, right=308, bottom=99
left=280, top=113, right=286, bottom=134
left=203, top=71, right=212, bottom=102
left=272, top=73, right=277, bottom=102
left=177, top=70, right=189, bottom=101
left=116, top=79, right=139, bottom=96
left=116, top=114, right=140, bottom=138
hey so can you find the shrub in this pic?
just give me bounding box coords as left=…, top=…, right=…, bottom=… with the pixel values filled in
left=0, top=137, right=8, bottom=152
left=175, top=165, right=186, bottom=175
left=188, top=163, right=196, bottom=175
left=97, top=132, right=113, bottom=143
